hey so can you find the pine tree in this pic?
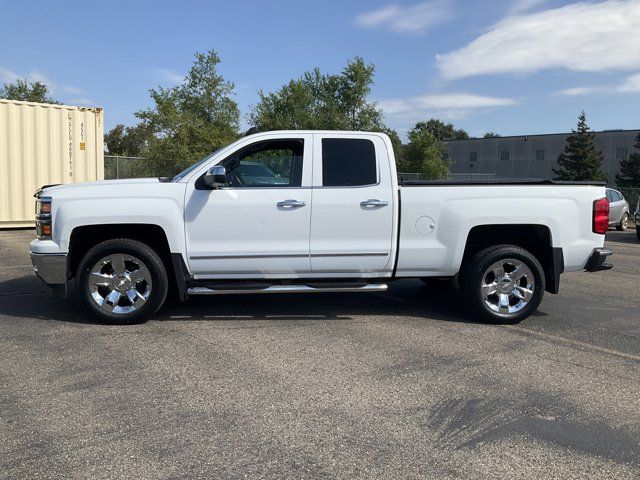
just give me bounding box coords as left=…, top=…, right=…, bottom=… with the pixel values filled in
left=553, top=112, right=607, bottom=181
left=616, top=132, right=640, bottom=188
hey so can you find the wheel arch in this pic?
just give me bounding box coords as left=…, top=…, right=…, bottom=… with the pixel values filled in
left=461, top=224, right=563, bottom=294
left=68, top=224, right=189, bottom=300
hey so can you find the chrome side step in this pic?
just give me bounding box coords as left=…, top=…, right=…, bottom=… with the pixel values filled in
left=187, top=283, right=388, bottom=296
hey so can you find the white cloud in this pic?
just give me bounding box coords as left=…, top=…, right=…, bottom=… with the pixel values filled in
left=379, top=92, right=516, bottom=123
left=354, top=1, right=453, bottom=34
left=0, top=67, right=85, bottom=98
left=555, top=72, right=640, bottom=96
left=152, top=68, right=184, bottom=84
left=617, top=72, right=640, bottom=92
left=437, top=0, right=640, bottom=80
left=555, top=86, right=604, bottom=96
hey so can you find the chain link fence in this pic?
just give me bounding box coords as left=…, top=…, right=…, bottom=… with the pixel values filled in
left=104, top=156, right=160, bottom=180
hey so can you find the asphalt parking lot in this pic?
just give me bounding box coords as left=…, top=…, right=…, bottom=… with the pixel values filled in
left=1, top=228, right=639, bottom=479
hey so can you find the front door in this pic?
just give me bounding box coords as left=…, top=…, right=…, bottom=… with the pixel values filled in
left=309, top=135, right=395, bottom=274
left=185, top=135, right=313, bottom=278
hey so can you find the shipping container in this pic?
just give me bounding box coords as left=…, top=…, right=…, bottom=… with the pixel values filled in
left=0, top=99, right=104, bottom=228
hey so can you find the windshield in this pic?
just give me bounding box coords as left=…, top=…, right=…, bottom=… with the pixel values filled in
left=170, top=149, right=221, bottom=182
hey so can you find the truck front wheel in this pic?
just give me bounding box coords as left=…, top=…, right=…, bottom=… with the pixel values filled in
left=461, top=245, right=545, bottom=324
left=76, top=239, right=169, bottom=324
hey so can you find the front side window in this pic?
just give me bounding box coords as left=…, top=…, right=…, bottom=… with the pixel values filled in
left=322, top=138, right=377, bottom=187
left=221, top=139, right=304, bottom=187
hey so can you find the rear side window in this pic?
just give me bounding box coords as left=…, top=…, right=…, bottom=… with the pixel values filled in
left=322, top=138, right=377, bottom=187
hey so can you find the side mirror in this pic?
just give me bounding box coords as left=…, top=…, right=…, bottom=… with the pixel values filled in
left=202, top=166, right=227, bottom=189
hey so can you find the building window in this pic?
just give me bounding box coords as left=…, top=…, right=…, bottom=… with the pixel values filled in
left=616, top=147, right=628, bottom=160
left=501, top=150, right=510, bottom=161
left=469, top=152, right=477, bottom=165
left=535, top=150, right=545, bottom=161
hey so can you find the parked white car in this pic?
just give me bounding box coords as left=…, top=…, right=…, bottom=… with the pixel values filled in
left=30, top=131, right=613, bottom=325
left=606, top=188, right=630, bottom=231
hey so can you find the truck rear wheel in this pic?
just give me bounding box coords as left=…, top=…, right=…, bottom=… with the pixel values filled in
left=76, top=239, right=168, bottom=324
left=461, top=245, right=545, bottom=324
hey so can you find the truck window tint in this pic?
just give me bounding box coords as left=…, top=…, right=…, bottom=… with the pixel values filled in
left=222, top=139, right=304, bottom=187
left=322, top=138, right=377, bottom=186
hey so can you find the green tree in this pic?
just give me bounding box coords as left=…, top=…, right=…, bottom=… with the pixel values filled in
left=136, top=50, right=240, bottom=175
left=616, top=132, right=640, bottom=188
left=0, top=79, right=60, bottom=104
left=418, top=119, right=469, bottom=141
left=483, top=132, right=501, bottom=138
left=403, top=123, right=449, bottom=179
left=249, top=57, right=385, bottom=131
left=104, top=123, right=152, bottom=156
left=553, top=112, right=607, bottom=181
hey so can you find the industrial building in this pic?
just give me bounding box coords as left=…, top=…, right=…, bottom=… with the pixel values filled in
left=444, top=129, right=639, bottom=185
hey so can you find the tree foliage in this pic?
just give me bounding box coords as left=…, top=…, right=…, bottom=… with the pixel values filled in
left=616, top=132, right=640, bottom=188
left=249, top=57, right=385, bottom=132
left=104, top=123, right=152, bottom=156
left=136, top=50, right=240, bottom=175
left=417, top=119, right=469, bottom=142
left=483, top=132, right=501, bottom=138
left=0, top=79, right=60, bottom=104
left=553, top=112, right=607, bottom=181
left=402, top=122, right=449, bottom=179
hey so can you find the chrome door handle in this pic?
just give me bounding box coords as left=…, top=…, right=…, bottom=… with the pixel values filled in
left=360, top=199, right=389, bottom=208
left=277, top=199, right=306, bottom=208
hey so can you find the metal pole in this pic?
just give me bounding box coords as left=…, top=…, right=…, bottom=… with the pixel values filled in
left=116, top=156, right=120, bottom=179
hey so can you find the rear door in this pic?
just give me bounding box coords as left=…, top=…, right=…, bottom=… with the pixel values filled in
left=309, top=134, right=395, bottom=274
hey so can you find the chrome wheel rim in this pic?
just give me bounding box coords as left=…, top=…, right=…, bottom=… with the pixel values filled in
left=622, top=215, right=628, bottom=229
left=480, top=258, right=535, bottom=316
left=88, top=254, right=152, bottom=314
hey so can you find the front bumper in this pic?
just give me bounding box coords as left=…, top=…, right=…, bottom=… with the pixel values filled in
left=584, top=248, right=613, bottom=272
left=30, top=253, right=68, bottom=297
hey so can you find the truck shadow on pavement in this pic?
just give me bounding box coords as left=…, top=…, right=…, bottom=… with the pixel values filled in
left=0, top=276, right=486, bottom=326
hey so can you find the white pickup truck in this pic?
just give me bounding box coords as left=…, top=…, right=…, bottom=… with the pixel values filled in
left=30, top=130, right=613, bottom=324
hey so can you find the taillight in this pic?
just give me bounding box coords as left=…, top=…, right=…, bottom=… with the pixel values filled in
left=592, top=197, right=609, bottom=234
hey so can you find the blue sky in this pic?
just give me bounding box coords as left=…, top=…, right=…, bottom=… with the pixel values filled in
left=2, top=0, right=639, bottom=139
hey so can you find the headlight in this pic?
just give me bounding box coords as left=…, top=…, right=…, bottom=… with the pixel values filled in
left=35, top=196, right=52, bottom=239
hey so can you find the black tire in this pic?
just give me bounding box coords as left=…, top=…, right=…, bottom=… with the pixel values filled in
left=461, top=245, right=545, bottom=325
left=636, top=226, right=640, bottom=242
left=76, top=239, right=168, bottom=324
left=617, top=213, right=629, bottom=231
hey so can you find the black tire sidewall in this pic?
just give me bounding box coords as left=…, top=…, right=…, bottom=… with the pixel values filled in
left=463, top=245, right=545, bottom=324
left=76, top=239, right=168, bottom=324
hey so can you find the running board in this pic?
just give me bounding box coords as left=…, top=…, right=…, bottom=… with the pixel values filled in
left=187, top=283, right=388, bottom=296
